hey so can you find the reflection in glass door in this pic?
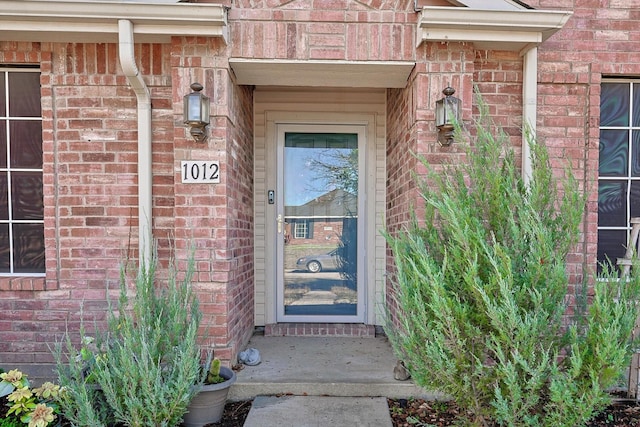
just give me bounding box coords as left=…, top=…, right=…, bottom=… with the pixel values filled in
left=278, top=130, right=361, bottom=321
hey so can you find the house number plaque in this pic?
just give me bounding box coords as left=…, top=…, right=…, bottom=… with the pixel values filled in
left=181, top=161, right=220, bottom=183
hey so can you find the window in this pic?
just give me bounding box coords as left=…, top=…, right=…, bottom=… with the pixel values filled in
left=598, top=80, right=640, bottom=271
left=294, top=220, right=309, bottom=239
left=453, top=0, right=527, bottom=10
left=0, top=68, right=44, bottom=275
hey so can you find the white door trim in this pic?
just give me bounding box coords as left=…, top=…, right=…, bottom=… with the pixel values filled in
left=263, top=111, right=378, bottom=325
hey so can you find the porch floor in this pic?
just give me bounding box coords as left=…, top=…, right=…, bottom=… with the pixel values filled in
left=228, top=333, right=437, bottom=401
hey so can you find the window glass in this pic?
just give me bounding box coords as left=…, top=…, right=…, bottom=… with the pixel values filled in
left=598, top=180, right=627, bottom=227
left=0, top=173, right=7, bottom=220
left=601, top=83, right=630, bottom=127
left=282, top=131, right=359, bottom=318
left=634, top=83, right=640, bottom=127
left=633, top=130, right=640, bottom=177
left=597, top=229, right=627, bottom=270
left=0, top=121, right=6, bottom=168
left=10, top=121, right=42, bottom=168
left=12, top=223, right=44, bottom=274
left=0, top=73, right=5, bottom=117
left=0, top=224, right=9, bottom=272
left=0, top=69, right=44, bottom=275
left=294, top=221, right=308, bottom=239
left=598, top=80, right=640, bottom=270
left=455, top=0, right=523, bottom=9
left=599, top=129, right=628, bottom=176
left=631, top=181, right=640, bottom=218
left=8, top=73, right=41, bottom=117
left=11, top=172, right=43, bottom=220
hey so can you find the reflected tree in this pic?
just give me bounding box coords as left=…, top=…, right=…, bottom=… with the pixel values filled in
left=307, top=148, right=358, bottom=287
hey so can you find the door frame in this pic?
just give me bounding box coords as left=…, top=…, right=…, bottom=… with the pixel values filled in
left=256, top=109, right=385, bottom=324
left=254, top=93, right=386, bottom=327
left=275, top=123, right=367, bottom=323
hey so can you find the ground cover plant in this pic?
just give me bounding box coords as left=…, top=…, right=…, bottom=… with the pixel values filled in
left=385, top=95, right=640, bottom=426
left=0, top=368, right=64, bottom=427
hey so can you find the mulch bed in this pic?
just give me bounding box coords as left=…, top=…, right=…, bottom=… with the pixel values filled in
left=206, top=397, right=640, bottom=427
left=387, top=398, right=640, bottom=427
left=4, top=394, right=640, bottom=426
left=207, top=400, right=254, bottom=427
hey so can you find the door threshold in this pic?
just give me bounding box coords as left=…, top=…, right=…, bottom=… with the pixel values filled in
left=264, top=323, right=375, bottom=337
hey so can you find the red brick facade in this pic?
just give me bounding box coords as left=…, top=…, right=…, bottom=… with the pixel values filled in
left=0, top=0, right=635, bottom=379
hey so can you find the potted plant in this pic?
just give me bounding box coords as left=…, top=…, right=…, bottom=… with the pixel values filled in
left=53, top=250, right=206, bottom=427
left=182, top=355, right=237, bottom=427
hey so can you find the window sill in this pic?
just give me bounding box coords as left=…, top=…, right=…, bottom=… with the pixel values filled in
left=0, top=277, right=47, bottom=291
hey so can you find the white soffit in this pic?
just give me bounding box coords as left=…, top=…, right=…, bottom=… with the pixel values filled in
left=0, top=0, right=227, bottom=44
left=418, top=6, right=572, bottom=52
left=229, top=59, right=415, bottom=88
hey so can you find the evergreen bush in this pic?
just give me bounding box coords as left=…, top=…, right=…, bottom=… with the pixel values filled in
left=385, top=95, right=640, bottom=426
left=54, top=249, right=203, bottom=427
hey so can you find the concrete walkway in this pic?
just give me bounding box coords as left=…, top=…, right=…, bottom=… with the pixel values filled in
left=228, top=334, right=439, bottom=427
left=243, top=395, right=393, bottom=427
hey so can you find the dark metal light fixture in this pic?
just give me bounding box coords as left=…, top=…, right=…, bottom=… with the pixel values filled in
left=183, top=82, right=210, bottom=143
left=435, top=86, right=461, bottom=146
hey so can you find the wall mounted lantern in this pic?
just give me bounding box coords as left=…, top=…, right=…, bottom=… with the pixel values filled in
left=435, top=86, right=461, bottom=146
left=183, top=82, right=210, bottom=143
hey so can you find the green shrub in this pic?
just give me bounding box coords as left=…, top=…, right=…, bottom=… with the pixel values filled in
left=54, top=249, right=203, bottom=427
left=0, top=418, right=21, bottom=427
left=384, top=94, right=640, bottom=426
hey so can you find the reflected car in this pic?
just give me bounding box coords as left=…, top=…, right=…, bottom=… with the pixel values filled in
left=296, top=249, right=339, bottom=273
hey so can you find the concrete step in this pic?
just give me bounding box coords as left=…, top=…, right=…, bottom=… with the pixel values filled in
left=228, top=335, right=437, bottom=401
left=242, top=395, right=393, bottom=427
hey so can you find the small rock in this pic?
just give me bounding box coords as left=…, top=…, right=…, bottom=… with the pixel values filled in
left=393, top=360, right=411, bottom=381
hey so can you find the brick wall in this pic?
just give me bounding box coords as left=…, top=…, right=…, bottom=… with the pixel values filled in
left=228, top=0, right=416, bottom=62
left=385, top=41, right=474, bottom=326
left=0, top=42, right=50, bottom=293
left=531, top=1, right=640, bottom=288
left=171, top=36, right=254, bottom=364
left=385, top=79, right=417, bottom=328
left=0, top=40, right=175, bottom=379
left=0, top=35, right=255, bottom=375
left=224, top=81, right=255, bottom=360
left=285, top=219, right=345, bottom=247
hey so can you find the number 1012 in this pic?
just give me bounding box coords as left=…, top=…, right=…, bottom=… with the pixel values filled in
left=181, top=161, right=221, bottom=183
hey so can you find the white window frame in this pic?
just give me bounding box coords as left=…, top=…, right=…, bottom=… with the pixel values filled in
left=0, top=67, right=44, bottom=276
left=598, top=78, right=640, bottom=269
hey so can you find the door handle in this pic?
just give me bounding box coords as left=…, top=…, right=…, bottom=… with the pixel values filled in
left=277, top=214, right=284, bottom=233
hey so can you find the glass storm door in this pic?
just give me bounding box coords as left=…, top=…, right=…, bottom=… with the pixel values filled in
left=276, top=126, right=365, bottom=323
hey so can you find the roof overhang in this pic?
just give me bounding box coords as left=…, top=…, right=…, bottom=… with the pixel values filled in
left=0, top=1, right=228, bottom=44
left=418, top=6, right=572, bottom=53
left=229, top=59, right=415, bottom=88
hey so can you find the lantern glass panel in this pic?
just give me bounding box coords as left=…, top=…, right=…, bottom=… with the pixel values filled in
left=436, top=99, right=446, bottom=126
left=183, top=94, right=200, bottom=123
left=200, top=95, right=210, bottom=124
left=446, top=97, right=461, bottom=123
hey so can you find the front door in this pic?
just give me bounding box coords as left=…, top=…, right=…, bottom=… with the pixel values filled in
left=276, top=124, right=365, bottom=323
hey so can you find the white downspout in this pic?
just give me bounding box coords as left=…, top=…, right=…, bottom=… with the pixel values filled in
left=522, top=46, right=537, bottom=186
left=118, top=19, right=152, bottom=267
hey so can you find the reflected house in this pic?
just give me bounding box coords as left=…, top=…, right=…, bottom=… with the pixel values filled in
left=284, top=187, right=358, bottom=315
left=285, top=188, right=357, bottom=247
left=285, top=187, right=358, bottom=286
